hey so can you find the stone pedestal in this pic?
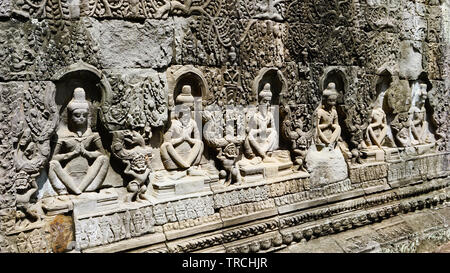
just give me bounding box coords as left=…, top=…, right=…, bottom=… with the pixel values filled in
left=414, top=143, right=436, bottom=156
left=384, top=147, right=402, bottom=162
left=238, top=150, right=294, bottom=183
left=239, top=161, right=293, bottom=183
left=151, top=170, right=218, bottom=199
left=361, top=148, right=385, bottom=162
left=348, top=161, right=390, bottom=195
left=305, top=145, right=348, bottom=187
left=72, top=189, right=119, bottom=217
left=41, top=188, right=119, bottom=217
left=388, top=152, right=449, bottom=188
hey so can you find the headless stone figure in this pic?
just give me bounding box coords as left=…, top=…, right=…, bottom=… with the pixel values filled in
left=410, top=83, right=434, bottom=145
left=245, top=83, right=278, bottom=162
left=363, top=106, right=388, bottom=149
left=49, top=88, right=109, bottom=195
left=160, top=85, right=204, bottom=171
left=316, top=82, right=341, bottom=148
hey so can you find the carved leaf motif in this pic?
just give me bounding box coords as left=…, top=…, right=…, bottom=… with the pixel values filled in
left=102, top=74, right=167, bottom=132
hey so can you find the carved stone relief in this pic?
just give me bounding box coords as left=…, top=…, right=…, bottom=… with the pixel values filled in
left=0, top=19, right=100, bottom=82
left=160, top=85, right=204, bottom=171
left=101, top=69, right=167, bottom=132
left=111, top=130, right=152, bottom=202
left=0, top=81, right=59, bottom=237
left=305, top=81, right=348, bottom=186
left=48, top=87, right=109, bottom=195
left=0, top=0, right=10, bottom=17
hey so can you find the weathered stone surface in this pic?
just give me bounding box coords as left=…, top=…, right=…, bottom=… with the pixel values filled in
left=275, top=205, right=450, bottom=253
left=279, top=236, right=344, bottom=253
left=423, top=42, right=445, bottom=80
left=398, top=40, right=423, bottom=80
left=84, top=18, right=174, bottom=69
left=0, top=19, right=100, bottom=81
left=48, top=215, right=73, bottom=253
left=305, top=146, right=348, bottom=186
left=11, top=0, right=80, bottom=19
left=331, top=225, right=382, bottom=253
left=0, top=0, right=10, bottom=17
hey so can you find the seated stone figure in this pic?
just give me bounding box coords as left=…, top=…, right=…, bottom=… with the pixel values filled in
left=359, top=105, right=389, bottom=162
left=315, top=82, right=341, bottom=149
left=410, top=83, right=434, bottom=145
left=391, top=111, right=411, bottom=147
left=49, top=88, right=109, bottom=195
left=306, top=82, right=348, bottom=186
left=363, top=106, right=388, bottom=149
left=160, top=85, right=204, bottom=171
left=244, top=83, right=278, bottom=162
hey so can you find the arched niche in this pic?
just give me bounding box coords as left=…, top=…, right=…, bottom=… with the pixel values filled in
left=169, top=66, right=208, bottom=111
left=52, top=62, right=113, bottom=132
left=251, top=67, right=287, bottom=150
left=374, top=68, right=394, bottom=110
left=166, top=66, right=208, bottom=151
left=416, top=72, right=433, bottom=94
left=319, top=68, right=350, bottom=146
left=412, top=72, right=433, bottom=114
left=412, top=72, right=436, bottom=136
left=252, top=67, right=287, bottom=106
left=319, top=67, right=348, bottom=105
left=371, top=68, right=396, bottom=147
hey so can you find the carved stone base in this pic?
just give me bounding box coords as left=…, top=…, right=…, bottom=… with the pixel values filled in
left=384, top=147, right=402, bottom=162
left=151, top=170, right=219, bottom=200
left=163, top=214, right=223, bottom=241
left=55, top=175, right=448, bottom=253
left=82, top=231, right=166, bottom=253
left=238, top=150, right=294, bottom=183
left=72, top=189, right=119, bottom=218
left=387, top=153, right=448, bottom=188
left=414, top=143, right=436, bottom=156
left=41, top=188, right=119, bottom=217
left=361, top=148, right=385, bottom=162
left=239, top=161, right=293, bottom=183
left=348, top=162, right=389, bottom=195
left=277, top=206, right=450, bottom=253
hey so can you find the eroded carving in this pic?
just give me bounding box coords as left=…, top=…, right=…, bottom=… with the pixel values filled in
left=409, top=83, right=435, bottom=147
left=203, top=104, right=245, bottom=185
left=315, top=83, right=341, bottom=149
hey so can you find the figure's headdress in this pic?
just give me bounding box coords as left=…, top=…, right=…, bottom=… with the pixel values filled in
left=323, top=82, right=339, bottom=98
left=259, top=83, right=273, bottom=100
left=67, top=88, right=89, bottom=112
left=176, top=85, right=195, bottom=108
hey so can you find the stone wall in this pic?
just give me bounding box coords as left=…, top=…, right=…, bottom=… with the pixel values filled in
left=0, top=0, right=449, bottom=253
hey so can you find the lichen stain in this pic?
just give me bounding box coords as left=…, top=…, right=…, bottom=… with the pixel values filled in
left=49, top=215, right=73, bottom=253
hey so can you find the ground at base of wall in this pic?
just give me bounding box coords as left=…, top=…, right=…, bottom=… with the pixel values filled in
left=276, top=204, right=450, bottom=253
